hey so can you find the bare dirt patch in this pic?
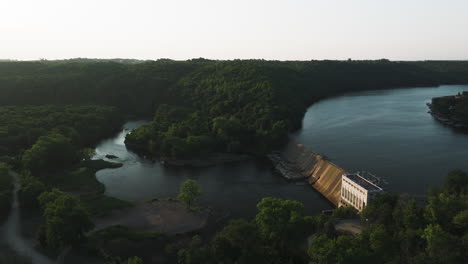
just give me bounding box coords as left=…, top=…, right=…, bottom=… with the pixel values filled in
left=94, top=200, right=210, bottom=234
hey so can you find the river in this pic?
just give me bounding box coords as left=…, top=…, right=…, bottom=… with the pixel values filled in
left=293, top=85, right=468, bottom=194
left=94, top=85, right=468, bottom=218
left=93, top=123, right=333, bottom=218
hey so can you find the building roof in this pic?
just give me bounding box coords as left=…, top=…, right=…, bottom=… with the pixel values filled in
left=344, top=173, right=383, bottom=191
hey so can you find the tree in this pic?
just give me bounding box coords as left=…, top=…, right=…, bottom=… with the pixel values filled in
left=106, top=256, right=143, bottom=264
left=254, top=197, right=312, bottom=261
left=177, top=235, right=209, bottom=264
left=444, top=170, right=468, bottom=195
left=211, top=219, right=270, bottom=264
left=22, top=132, right=78, bottom=175
left=178, top=179, right=201, bottom=209
left=38, top=189, right=94, bottom=251
left=18, top=175, right=46, bottom=210
left=0, top=163, right=13, bottom=220
left=308, top=234, right=372, bottom=264
left=123, top=257, right=142, bottom=264
left=361, top=193, right=398, bottom=226
left=422, top=224, right=462, bottom=263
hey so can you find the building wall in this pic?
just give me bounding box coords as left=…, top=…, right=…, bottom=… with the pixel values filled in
left=340, top=175, right=369, bottom=211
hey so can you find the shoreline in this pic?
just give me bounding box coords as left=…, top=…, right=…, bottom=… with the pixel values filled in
left=427, top=102, right=467, bottom=129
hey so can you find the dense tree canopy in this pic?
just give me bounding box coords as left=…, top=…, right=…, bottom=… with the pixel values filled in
left=0, top=163, right=13, bottom=221
left=38, top=189, right=94, bottom=251
left=308, top=171, right=468, bottom=264
left=176, top=171, right=468, bottom=264
left=0, top=104, right=122, bottom=156
left=1, top=59, right=468, bottom=262
left=17, top=175, right=46, bottom=210
left=178, top=197, right=313, bottom=264
left=21, top=132, right=78, bottom=175
left=1, top=59, right=468, bottom=158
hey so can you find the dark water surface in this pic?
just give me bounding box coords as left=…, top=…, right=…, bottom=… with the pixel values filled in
left=95, top=85, right=468, bottom=218
left=293, top=85, right=468, bottom=194
left=94, top=122, right=332, bottom=218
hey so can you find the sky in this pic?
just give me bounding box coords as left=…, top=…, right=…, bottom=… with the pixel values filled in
left=1, top=0, right=467, bottom=61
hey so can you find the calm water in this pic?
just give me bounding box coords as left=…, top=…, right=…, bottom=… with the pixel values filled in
left=94, top=122, right=332, bottom=218
left=293, top=85, right=468, bottom=194
left=95, top=85, right=468, bottom=218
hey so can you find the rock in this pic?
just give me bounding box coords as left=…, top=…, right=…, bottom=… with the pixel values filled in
left=105, top=154, right=119, bottom=159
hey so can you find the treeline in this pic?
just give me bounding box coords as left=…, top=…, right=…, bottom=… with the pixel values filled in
left=175, top=170, right=468, bottom=264
left=125, top=60, right=468, bottom=158
left=431, top=91, right=468, bottom=126
left=0, top=104, right=125, bottom=234
left=2, top=59, right=468, bottom=158
left=0, top=104, right=122, bottom=156
left=0, top=105, right=132, bottom=261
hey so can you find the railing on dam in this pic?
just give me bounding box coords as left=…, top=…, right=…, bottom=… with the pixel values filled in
left=268, top=142, right=347, bottom=206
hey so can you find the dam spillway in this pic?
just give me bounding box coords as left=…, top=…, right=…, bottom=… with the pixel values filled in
left=268, top=142, right=347, bottom=206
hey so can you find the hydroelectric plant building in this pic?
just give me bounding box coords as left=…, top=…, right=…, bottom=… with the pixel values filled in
left=340, top=173, right=384, bottom=212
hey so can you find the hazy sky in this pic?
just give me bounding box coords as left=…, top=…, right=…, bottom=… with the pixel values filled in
left=1, top=0, right=467, bottom=61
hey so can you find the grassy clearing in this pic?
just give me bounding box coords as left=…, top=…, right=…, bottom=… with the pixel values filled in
left=45, top=159, right=122, bottom=193
left=44, top=159, right=132, bottom=217
left=82, top=193, right=133, bottom=217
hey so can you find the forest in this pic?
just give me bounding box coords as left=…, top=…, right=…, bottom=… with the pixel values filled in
left=174, top=171, right=468, bottom=264
left=2, top=59, right=468, bottom=159
left=1, top=59, right=468, bottom=263
left=430, top=91, right=468, bottom=128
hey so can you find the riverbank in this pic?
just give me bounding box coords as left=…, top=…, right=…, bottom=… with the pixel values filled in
left=427, top=91, right=468, bottom=130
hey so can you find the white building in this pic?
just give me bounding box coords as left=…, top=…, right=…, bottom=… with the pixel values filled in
left=340, top=172, right=384, bottom=212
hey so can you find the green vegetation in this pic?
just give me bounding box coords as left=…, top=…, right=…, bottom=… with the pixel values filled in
left=178, top=197, right=313, bottom=264
left=1, top=59, right=468, bottom=262
left=22, top=132, right=79, bottom=175
left=37, top=189, right=94, bottom=251
left=0, top=102, right=130, bottom=256
left=1, top=60, right=468, bottom=159
left=307, top=170, right=468, bottom=264
left=431, top=91, right=468, bottom=127
left=86, top=225, right=164, bottom=263
left=124, top=60, right=468, bottom=159
left=106, top=256, right=143, bottom=264
left=0, top=104, right=122, bottom=156
left=45, top=159, right=121, bottom=193
left=178, top=179, right=202, bottom=209
left=0, top=163, right=13, bottom=221
left=43, top=159, right=130, bottom=217
left=175, top=171, right=468, bottom=264
left=17, top=175, right=46, bottom=210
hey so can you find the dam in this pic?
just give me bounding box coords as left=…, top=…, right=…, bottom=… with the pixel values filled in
left=268, top=142, right=353, bottom=207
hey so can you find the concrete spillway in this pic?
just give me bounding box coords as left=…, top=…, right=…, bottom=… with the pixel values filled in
left=271, top=143, right=347, bottom=206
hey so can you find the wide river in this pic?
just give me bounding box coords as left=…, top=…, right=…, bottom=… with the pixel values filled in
left=95, top=85, right=468, bottom=218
